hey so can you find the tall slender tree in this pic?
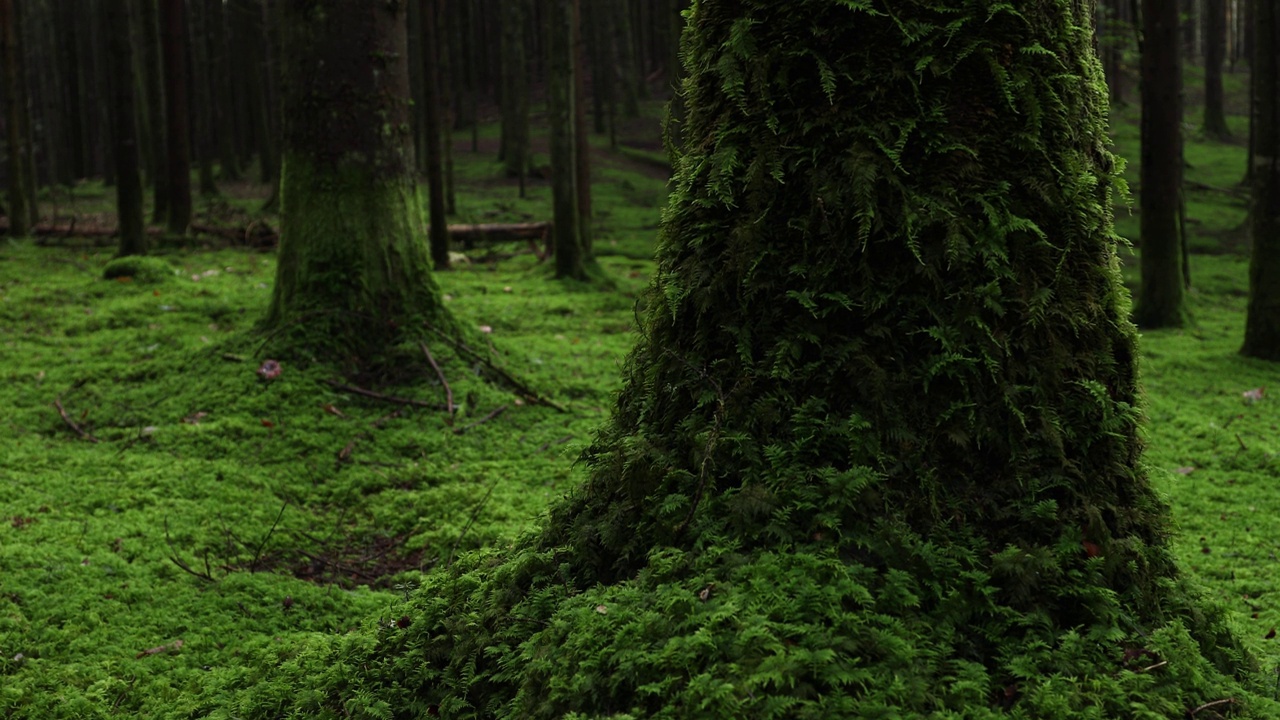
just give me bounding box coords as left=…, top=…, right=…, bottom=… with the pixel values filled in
left=1203, top=0, right=1231, bottom=139
left=159, top=0, right=191, bottom=234
left=266, top=0, right=455, bottom=363
left=106, top=0, right=144, bottom=257
left=0, top=0, right=32, bottom=236
left=1243, top=0, right=1280, bottom=359
left=548, top=0, right=584, bottom=280
left=572, top=0, right=593, bottom=257
left=138, top=0, right=168, bottom=224
left=1134, top=0, right=1187, bottom=327
left=421, top=0, right=449, bottom=270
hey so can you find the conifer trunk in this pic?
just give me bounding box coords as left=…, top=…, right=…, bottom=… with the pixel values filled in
left=266, top=0, right=452, bottom=363
left=106, top=0, right=145, bottom=257
left=1243, top=0, right=1280, bottom=360
left=1203, top=0, right=1231, bottom=138
left=1135, top=0, right=1186, bottom=327
left=159, top=0, right=192, bottom=234
left=0, top=0, right=32, bottom=237
left=548, top=0, right=583, bottom=280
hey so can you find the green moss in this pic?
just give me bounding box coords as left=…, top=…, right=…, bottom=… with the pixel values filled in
left=101, top=255, right=176, bottom=283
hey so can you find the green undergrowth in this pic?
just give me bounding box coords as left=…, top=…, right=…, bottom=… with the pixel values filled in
left=4, top=94, right=1280, bottom=718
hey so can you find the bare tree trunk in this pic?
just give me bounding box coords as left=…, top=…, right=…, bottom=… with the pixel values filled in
left=573, top=0, right=592, bottom=257
left=0, top=0, right=32, bottom=236
left=138, top=0, right=167, bottom=223
left=548, top=0, right=583, bottom=280
left=1243, top=0, right=1280, bottom=358
left=106, top=0, right=145, bottom=256
left=1135, top=0, right=1187, bottom=327
left=422, top=0, right=449, bottom=270
left=159, top=0, right=191, bottom=234
left=1203, top=0, right=1231, bottom=138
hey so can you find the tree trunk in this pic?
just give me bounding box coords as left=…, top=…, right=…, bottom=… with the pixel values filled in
left=1243, top=0, right=1280, bottom=359
left=548, top=0, right=583, bottom=280
left=159, top=0, right=191, bottom=234
left=106, top=0, right=145, bottom=256
left=613, top=0, right=640, bottom=117
left=230, top=1, right=1263, bottom=716
left=1203, top=0, right=1231, bottom=138
left=138, top=0, right=168, bottom=224
left=421, top=0, right=449, bottom=270
left=1135, top=0, right=1186, bottom=327
left=207, top=0, right=240, bottom=182
left=0, top=0, right=31, bottom=236
left=267, top=0, right=453, bottom=364
left=190, top=0, right=218, bottom=196
left=572, top=0, right=592, bottom=257
left=499, top=0, right=529, bottom=180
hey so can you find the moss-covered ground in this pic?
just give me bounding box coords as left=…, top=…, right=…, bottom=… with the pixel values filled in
left=3, top=80, right=1280, bottom=716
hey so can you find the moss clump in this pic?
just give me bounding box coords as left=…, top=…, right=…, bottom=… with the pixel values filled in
left=101, top=255, right=175, bottom=283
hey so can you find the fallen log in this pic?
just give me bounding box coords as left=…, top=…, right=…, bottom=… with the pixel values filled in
left=448, top=221, right=552, bottom=259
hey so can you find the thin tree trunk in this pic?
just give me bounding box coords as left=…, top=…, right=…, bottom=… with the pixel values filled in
left=106, top=0, right=145, bottom=256
left=1243, top=0, right=1280, bottom=358
left=0, top=0, right=32, bottom=236
left=138, top=0, right=168, bottom=223
left=1135, top=0, right=1186, bottom=328
left=422, top=0, right=449, bottom=270
left=159, top=0, right=191, bottom=234
left=548, top=0, right=583, bottom=280
left=1203, top=0, right=1231, bottom=138
left=572, top=0, right=592, bottom=257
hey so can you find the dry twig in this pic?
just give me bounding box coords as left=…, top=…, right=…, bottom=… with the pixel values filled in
left=53, top=398, right=99, bottom=443
left=420, top=342, right=454, bottom=414
left=452, top=405, right=508, bottom=435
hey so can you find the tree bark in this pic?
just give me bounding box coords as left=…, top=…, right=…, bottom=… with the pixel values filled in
left=421, top=0, right=450, bottom=270
left=267, top=0, right=453, bottom=364
left=0, top=0, right=31, bottom=236
left=1243, top=0, right=1280, bottom=359
left=1135, top=0, right=1186, bottom=328
left=1203, top=0, right=1231, bottom=139
left=106, top=0, right=145, bottom=256
left=138, top=0, right=168, bottom=224
left=548, top=0, right=583, bottom=280
left=572, top=0, right=592, bottom=257
left=159, top=0, right=191, bottom=234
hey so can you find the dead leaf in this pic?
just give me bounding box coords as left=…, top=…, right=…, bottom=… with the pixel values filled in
left=1083, top=540, right=1101, bottom=558
left=322, top=404, right=346, bottom=418
left=698, top=584, right=715, bottom=602
left=261, top=419, right=275, bottom=428
left=1243, top=386, right=1266, bottom=404
left=136, top=639, right=184, bottom=659
left=1175, top=466, right=1195, bottom=475
left=595, top=604, right=608, bottom=615
left=182, top=411, right=209, bottom=425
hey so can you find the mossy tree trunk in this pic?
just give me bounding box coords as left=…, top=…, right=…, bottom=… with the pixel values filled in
left=1243, top=0, right=1280, bottom=360
left=1135, top=0, right=1187, bottom=328
left=266, top=0, right=452, bottom=364
left=106, top=0, right=145, bottom=257
left=548, top=0, right=584, bottom=280
left=1203, top=0, right=1231, bottom=139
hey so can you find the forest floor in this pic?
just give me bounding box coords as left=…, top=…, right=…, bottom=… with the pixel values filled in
left=4, top=83, right=1280, bottom=716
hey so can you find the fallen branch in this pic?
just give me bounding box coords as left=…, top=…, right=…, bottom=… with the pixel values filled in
left=248, top=502, right=288, bottom=572
left=1189, top=698, right=1235, bottom=716
left=449, top=221, right=551, bottom=259
left=424, top=324, right=567, bottom=413
left=453, top=405, right=508, bottom=436
left=53, top=398, right=99, bottom=443
left=163, top=517, right=217, bottom=583
left=325, top=380, right=447, bottom=410
left=420, top=342, right=454, bottom=414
